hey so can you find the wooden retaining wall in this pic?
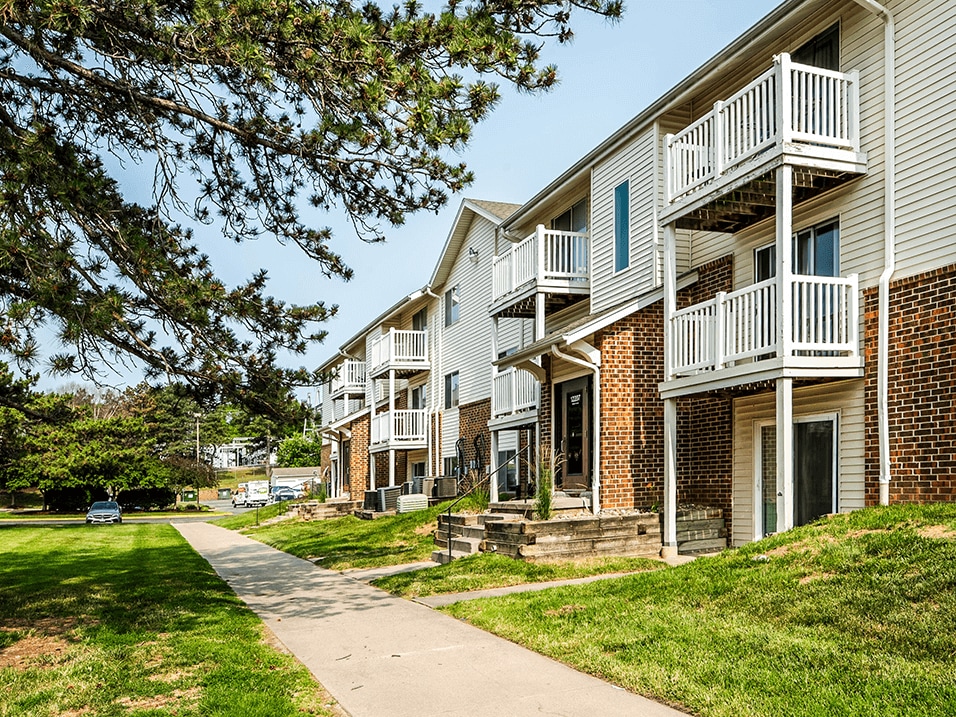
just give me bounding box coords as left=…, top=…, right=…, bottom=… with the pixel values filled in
left=480, top=513, right=662, bottom=561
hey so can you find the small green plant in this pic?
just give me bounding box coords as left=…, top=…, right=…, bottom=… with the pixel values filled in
left=470, top=472, right=490, bottom=513
left=534, top=468, right=553, bottom=520
left=315, top=483, right=328, bottom=503
left=530, top=450, right=564, bottom=521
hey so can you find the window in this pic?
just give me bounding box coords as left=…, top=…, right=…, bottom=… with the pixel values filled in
left=444, top=371, right=459, bottom=409
left=792, top=23, right=839, bottom=72
left=614, top=180, right=630, bottom=272
left=551, top=197, right=588, bottom=233
left=443, top=456, right=459, bottom=478
left=412, top=306, right=428, bottom=332
left=497, top=347, right=517, bottom=360
left=754, top=219, right=840, bottom=281
left=410, top=384, right=427, bottom=410
left=412, top=462, right=426, bottom=478
left=497, top=449, right=518, bottom=492
left=444, top=285, right=460, bottom=326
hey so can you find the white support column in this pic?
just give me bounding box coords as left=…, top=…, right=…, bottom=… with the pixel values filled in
left=663, top=223, right=678, bottom=381
left=388, top=369, right=396, bottom=487
left=662, top=397, right=678, bottom=558
left=776, top=163, right=794, bottom=361
left=776, top=376, right=794, bottom=533
left=535, top=292, right=546, bottom=341
left=489, top=430, right=499, bottom=503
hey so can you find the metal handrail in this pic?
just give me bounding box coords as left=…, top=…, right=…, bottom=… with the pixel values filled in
left=445, top=442, right=532, bottom=563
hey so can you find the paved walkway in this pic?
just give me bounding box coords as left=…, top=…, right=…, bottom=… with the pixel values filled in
left=174, top=522, right=688, bottom=717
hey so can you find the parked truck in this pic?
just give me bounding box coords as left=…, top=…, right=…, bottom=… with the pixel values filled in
left=243, top=480, right=271, bottom=507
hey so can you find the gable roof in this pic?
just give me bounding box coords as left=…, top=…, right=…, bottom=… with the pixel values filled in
left=428, top=198, right=522, bottom=290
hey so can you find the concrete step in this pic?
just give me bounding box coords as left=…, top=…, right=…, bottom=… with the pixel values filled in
left=431, top=548, right=473, bottom=565
left=461, top=525, right=486, bottom=540
left=678, top=537, right=727, bottom=554
left=451, top=536, right=482, bottom=554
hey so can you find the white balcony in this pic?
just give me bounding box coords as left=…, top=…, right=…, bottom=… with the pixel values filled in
left=370, top=409, right=428, bottom=450
left=492, top=367, right=540, bottom=420
left=664, top=53, right=863, bottom=224
left=329, top=360, right=366, bottom=398
left=367, top=328, right=428, bottom=378
left=491, top=226, right=589, bottom=315
left=664, top=274, right=861, bottom=396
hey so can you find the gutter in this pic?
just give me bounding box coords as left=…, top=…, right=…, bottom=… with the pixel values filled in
left=550, top=343, right=601, bottom=515
left=425, top=286, right=442, bottom=477
left=852, top=0, right=895, bottom=506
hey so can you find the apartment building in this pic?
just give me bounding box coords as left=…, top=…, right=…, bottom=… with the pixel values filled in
left=321, top=0, right=955, bottom=554
left=492, top=0, right=956, bottom=551
left=318, top=199, right=521, bottom=499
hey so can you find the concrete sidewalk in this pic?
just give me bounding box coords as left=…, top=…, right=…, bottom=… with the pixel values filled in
left=174, top=521, right=688, bottom=717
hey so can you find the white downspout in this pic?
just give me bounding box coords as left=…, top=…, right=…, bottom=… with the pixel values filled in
left=551, top=344, right=601, bottom=515
left=425, top=286, right=441, bottom=476
left=852, top=0, right=895, bottom=505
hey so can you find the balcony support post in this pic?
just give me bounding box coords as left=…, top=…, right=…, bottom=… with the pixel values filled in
left=489, top=430, right=499, bottom=503
left=536, top=224, right=546, bottom=283
left=777, top=52, right=793, bottom=145
left=388, top=369, right=396, bottom=487
left=535, top=292, right=546, bottom=341
left=663, top=222, right=678, bottom=380
left=714, top=291, right=727, bottom=370
left=775, top=376, right=794, bottom=533
left=662, top=397, right=678, bottom=558
left=775, top=164, right=794, bottom=360
left=713, top=100, right=725, bottom=178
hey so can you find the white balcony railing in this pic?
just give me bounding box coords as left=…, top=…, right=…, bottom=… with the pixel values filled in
left=370, top=409, right=428, bottom=446
left=492, top=367, right=540, bottom=418
left=492, top=226, right=589, bottom=302
left=329, top=360, right=366, bottom=398
left=668, top=274, right=859, bottom=377
left=367, top=328, right=428, bottom=376
left=665, top=53, right=860, bottom=203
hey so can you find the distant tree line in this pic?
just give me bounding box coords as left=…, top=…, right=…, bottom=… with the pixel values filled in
left=0, top=363, right=318, bottom=511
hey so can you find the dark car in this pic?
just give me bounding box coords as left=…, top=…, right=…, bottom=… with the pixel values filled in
left=269, top=487, right=297, bottom=504
left=85, top=501, right=122, bottom=524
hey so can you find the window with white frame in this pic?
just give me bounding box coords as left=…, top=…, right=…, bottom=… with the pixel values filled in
left=444, top=285, right=460, bottom=326
left=614, top=180, right=630, bottom=272
left=444, top=371, right=459, bottom=409
left=754, top=218, right=840, bottom=281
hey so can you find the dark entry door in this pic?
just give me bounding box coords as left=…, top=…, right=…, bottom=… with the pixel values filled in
left=794, top=418, right=836, bottom=526
left=556, top=377, right=591, bottom=491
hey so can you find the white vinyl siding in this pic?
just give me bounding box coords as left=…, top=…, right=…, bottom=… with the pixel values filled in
left=590, top=127, right=659, bottom=313
left=732, top=380, right=865, bottom=546
left=893, top=0, right=956, bottom=277
left=438, top=216, right=499, bottom=408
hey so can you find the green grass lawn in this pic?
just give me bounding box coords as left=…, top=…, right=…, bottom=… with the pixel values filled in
left=443, top=504, right=956, bottom=717
left=0, top=524, right=340, bottom=717
left=222, top=503, right=450, bottom=570
left=373, top=552, right=664, bottom=597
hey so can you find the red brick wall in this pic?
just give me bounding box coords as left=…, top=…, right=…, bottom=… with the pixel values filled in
left=864, top=264, right=956, bottom=504
left=457, top=398, right=492, bottom=491
left=347, top=413, right=370, bottom=497
left=676, top=256, right=735, bottom=531
left=593, top=255, right=734, bottom=529
left=596, top=302, right=665, bottom=511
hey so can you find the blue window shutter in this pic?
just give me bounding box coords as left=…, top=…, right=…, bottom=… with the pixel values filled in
left=614, top=181, right=630, bottom=272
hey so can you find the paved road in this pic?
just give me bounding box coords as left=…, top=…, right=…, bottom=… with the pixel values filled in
left=175, top=521, right=689, bottom=717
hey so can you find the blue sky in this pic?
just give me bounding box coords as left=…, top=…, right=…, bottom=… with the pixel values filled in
left=40, top=0, right=783, bottom=395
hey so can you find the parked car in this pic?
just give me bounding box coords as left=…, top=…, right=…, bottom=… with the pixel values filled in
left=86, top=501, right=122, bottom=524
left=269, top=487, right=297, bottom=503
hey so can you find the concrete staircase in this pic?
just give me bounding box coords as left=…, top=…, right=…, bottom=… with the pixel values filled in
left=432, top=513, right=512, bottom=564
